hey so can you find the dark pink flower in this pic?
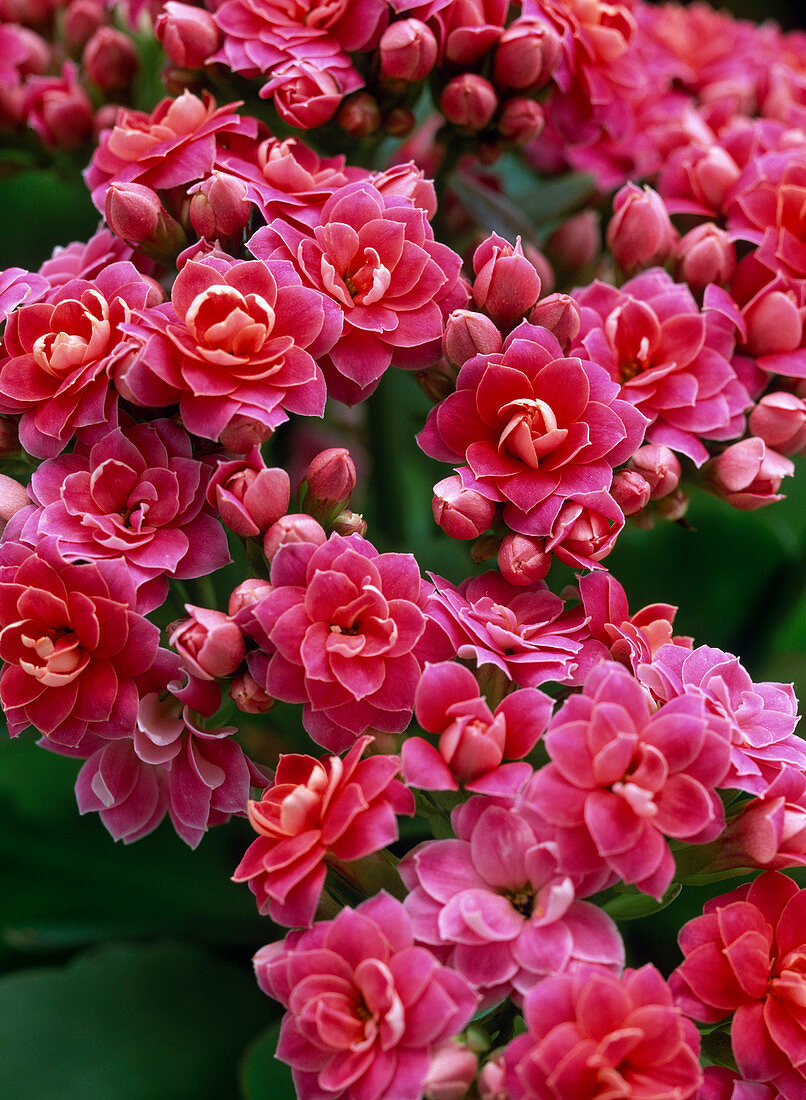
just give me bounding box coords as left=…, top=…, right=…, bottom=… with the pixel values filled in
left=119, top=249, right=340, bottom=449
left=255, top=893, right=478, bottom=1100
left=38, top=227, right=139, bottom=290
left=22, top=61, right=93, bottom=150
left=262, top=55, right=363, bottom=130
left=505, top=964, right=702, bottom=1099
left=206, top=446, right=290, bottom=537
left=0, top=266, right=47, bottom=326
left=242, top=532, right=429, bottom=751
left=706, top=438, right=794, bottom=510
left=700, top=1067, right=778, bottom=1100
left=75, top=739, right=168, bottom=843
left=233, top=736, right=414, bottom=926
left=170, top=605, right=245, bottom=680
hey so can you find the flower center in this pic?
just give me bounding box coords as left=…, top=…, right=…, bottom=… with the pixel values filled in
left=505, top=885, right=536, bottom=917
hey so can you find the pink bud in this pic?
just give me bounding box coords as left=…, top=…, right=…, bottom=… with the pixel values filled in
left=188, top=171, right=251, bottom=244
left=170, top=605, right=245, bottom=680
left=548, top=501, right=619, bottom=569
left=653, top=487, right=689, bottom=522
left=433, top=475, right=496, bottom=540
left=82, top=27, right=139, bottom=94
left=497, top=531, right=551, bottom=584
left=708, top=438, right=795, bottom=509
left=497, top=97, right=544, bottom=144
left=23, top=64, right=93, bottom=150
left=750, top=392, right=806, bottom=454
left=611, top=468, right=651, bottom=517
left=384, top=107, right=415, bottom=137
left=0, top=0, right=57, bottom=28
left=263, top=513, right=327, bottom=561
left=675, top=222, right=735, bottom=291
left=546, top=211, right=600, bottom=274
left=440, top=74, right=498, bottom=131
left=528, top=293, right=581, bottom=349
left=228, top=578, right=273, bottom=618
left=207, top=449, right=290, bottom=537
left=302, top=447, right=357, bottom=521
left=63, top=0, right=105, bottom=53
left=473, top=233, right=541, bottom=328
left=230, top=669, right=275, bottom=714
left=380, top=18, right=437, bottom=82
left=105, top=182, right=188, bottom=259
left=492, top=17, right=561, bottom=90
left=744, top=289, right=804, bottom=356
left=607, top=182, right=677, bottom=272
left=0, top=473, right=29, bottom=531
left=478, top=1056, right=507, bottom=1100
left=337, top=92, right=382, bottom=138
left=423, top=1041, right=479, bottom=1100
left=155, top=1, right=220, bottom=69
left=443, top=309, right=503, bottom=367
left=628, top=444, right=681, bottom=499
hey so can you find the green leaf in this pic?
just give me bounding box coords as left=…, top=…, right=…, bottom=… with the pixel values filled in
left=0, top=941, right=269, bottom=1100
left=448, top=173, right=544, bottom=251
left=239, top=1020, right=295, bottom=1100
left=602, top=883, right=682, bottom=921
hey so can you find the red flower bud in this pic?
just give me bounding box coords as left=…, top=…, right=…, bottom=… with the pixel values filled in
left=546, top=211, right=600, bottom=274
left=63, top=0, right=105, bottom=53
left=170, top=605, right=245, bottom=680
left=497, top=531, right=551, bottom=584
left=443, top=309, right=503, bottom=367
left=263, top=513, right=327, bottom=561
left=230, top=669, right=275, bottom=714
left=228, top=579, right=273, bottom=618
left=432, top=475, right=496, bottom=540
left=188, top=171, right=251, bottom=244
left=528, top=293, right=581, bottom=349
left=380, top=18, right=437, bottom=82
left=207, top=449, right=290, bottom=537
left=155, top=1, right=220, bottom=69
left=749, top=392, right=806, bottom=455
left=337, top=92, right=382, bottom=138
left=607, top=183, right=677, bottom=272
left=440, top=74, right=498, bottom=131
left=707, top=438, right=794, bottom=510
left=744, top=289, right=804, bottom=357
left=628, top=444, right=681, bottom=499
left=105, top=182, right=188, bottom=260
left=23, top=63, right=93, bottom=150
left=302, top=448, right=357, bottom=520
left=497, top=97, right=544, bottom=144
left=653, top=487, right=689, bottom=522
left=611, top=468, right=651, bottom=517
left=675, top=223, right=735, bottom=291
left=384, top=107, right=416, bottom=137
left=472, top=233, right=541, bottom=328
left=82, top=27, right=139, bottom=94
left=492, top=17, right=561, bottom=90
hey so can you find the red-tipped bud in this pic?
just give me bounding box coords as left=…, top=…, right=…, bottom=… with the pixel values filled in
left=443, top=309, right=503, bottom=367
left=63, top=0, right=105, bottom=52
left=302, top=447, right=357, bottom=521
left=492, top=17, right=562, bottom=90
left=611, top=468, right=651, bottom=517
left=528, top=293, right=580, bottom=349
left=744, top=289, right=804, bottom=357
left=207, top=449, right=290, bottom=538
left=497, top=531, right=551, bottom=584
left=332, top=509, right=367, bottom=537
left=380, top=18, right=437, bottom=82
left=263, top=513, right=327, bottom=561
left=628, top=444, right=681, bottom=499
left=750, top=392, right=806, bottom=455
left=473, top=233, right=541, bottom=328
left=546, top=210, right=600, bottom=274
left=228, top=579, right=273, bottom=618
left=105, top=181, right=188, bottom=259
left=433, top=475, right=496, bottom=540
left=384, top=107, right=415, bottom=136
left=706, top=438, right=794, bottom=509
left=170, top=606, right=245, bottom=680
left=337, top=92, right=382, bottom=138
left=440, top=74, right=498, bottom=131
left=607, top=183, right=677, bottom=272
left=230, top=669, right=275, bottom=714
left=188, top=171, right=251, bottom=244
left=497, top=97, right=544, bottom=144
left=675, top=222, right=735, bottom=291
left=155, top=1, right=220, bottom=69
left=0, top=473, right=29, bottom=532
left=83, top=27, right=139, bottom=94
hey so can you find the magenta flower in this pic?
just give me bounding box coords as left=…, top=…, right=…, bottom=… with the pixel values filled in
left=250, top=180, right=466, bottom=404
left=242, top=532, right=429, bottom=751
left=400, top=798, right=624, bottom=1007
left=528, top=661, right=731, bottom=898
left=75, top=740, right=168, bottom=844
left=233, top=736, right=414, bottom=926
left=38, top=227, right=138, bottom=290
left=0, top=538, right=158, bottom=748
left=418, top=321, right=646, bottom=543
left=119, top=248, right=340, bottom=450
left=254, top=892, right=478, bottom=1100
left=572, top=270, right=751, bottom=464
left=671, top=871, right=806, bottom=1097
left=402, top=660, right=553, bottom=794
left=576, top=570, right=683, bottom=674
left=504, top=964, right=702, bottom=1099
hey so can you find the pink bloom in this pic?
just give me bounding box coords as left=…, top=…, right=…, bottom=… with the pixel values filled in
left=705, top=766, right=806, bottom=875
left=206, top=446, right=290, bottom=537
left=403, top=660, right=552, bottom=794
left=250, top=180, right=466, bottom=404
left=400, top=797, right=624, bottom=1007
left=242, top=532, right=429, bottom=751
left=0, top=538, right=158, bottom=748
left=39, top=227, right=140, bottom=290
left=233, top=735, right=414, bottom=926
left=528, top=661, right=731, bottom=898
left=505, top=964, right=702, bottom=1099
left=262, top=55, right=362, bottom=130
left=170, top=605, right=244, bottom=680
left=700, top=1067, right=778, bottom=1100
left=637, top=644, right=803, bottom=795
left=572, top=270, right=751, bottom=464
left=417, top=321, right=646, bottom=541
left=254, top=892, right=478, bottom=1100
left=0, top=266, right=47, bottom=325
left=671, top=871, right=806, bottom=1097
left=706, top=438, right=794, bottom=510
left=119, top=248, right=340, bottom=449
left=75, top=739, right=168, bottom=843
left=0, top=262, right=161, bottom=458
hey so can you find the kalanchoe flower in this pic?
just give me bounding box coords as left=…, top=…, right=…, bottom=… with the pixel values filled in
left=705, top=438, right=794, bottom=510
left=671, top=871, right=806, bottom=1097
left=440, top=74, right=498, bottom=131
left=22, top=61, right=93, bottom=150
left=300, top=446, right=357, bottom=523
left=432, top=475, right=496, bottom=540
left=423, top=1041, right=478, bottom=1100
left=700, top=1067, right=778, bottom=1100
left=255, top=892, right=478, bottom=1100
left=241, top=532, right=429, bottom=751
left=472, top=234, right=542, bottom=330
left=206, top=446, right=290, bottom=538
left=400, top=797, right=624, bottom=1006
left=606, top=182, right=678, bottom=273
left=750, top=393, right=806, bottom=456
left=576, top=571, right=683, bottom=674
left=169, top=605, right=245, bottom=681
left=233, top=735, right=414, bottom=926
left=262, top=512, right=327, bottom=561
left=505, top=964, right=702, bottom=1099
left=155, top=2, right=221, bottom=69
left=380, top=18, right=438, bottom=82
left=0, top=475, right=29, bottom=533
left=0, top=266, right=48, bottom=325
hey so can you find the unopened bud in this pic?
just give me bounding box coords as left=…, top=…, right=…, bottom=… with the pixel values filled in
left=63, top=0, right=105, bottom=53
left=433, top=475, right=496, bottom=540
left=706, top=438, right=793, bottom=510
left=263, top=513, right=327, bottom=561
left=528, top=293, right=580, bottom=349
left=492, top=17, right=561, bottom=91
left=188, top=171, right=251, bottom=244
left=443, top=309, right=503, bottom=367
left=379, top=18, right=437, bottom=82
left=628, top=444, right=681, bottom=499
left=749, top=392, right=806, bottom=454
left=611, top=468, right=651, bottom=517
left=170, top=605, right=245, bottom=680
left=207, top=449, right=290, bottom=537
left=384, top=107, right=415, bottom=136
left=415, top=359, right=459, bottom=403
left=83, top=27, right=139, bottom=94
left=497, top=97, right=544, bottom=144
left=473, top=232, right=541, bottom=328
left=155, top=1, right=220, bottom=69
left=337, top=92, right=382, bottom=138
left=607, top=182, right=677, bottom=272
left=331, top=509, right=367, bottom=537
left=744, top=289, right=804, bottom=357
left=230, top=669, right=275, bottom=714
left=497, top=531, right=551, bottom=584
left=301, top=447, right=357, bottom=522
left=105, top=181, right=188, bottom=259
left=546, top=210, right=600, bottom=274
left=423, top=1041, right=478, bottom=1100
left=440, top=74, right=498, bottom=131
left=653, top=487, right=690, bottom=522
left=675, top=223, right=735, bottom=291
left=228, top=578, right=273, bottom=618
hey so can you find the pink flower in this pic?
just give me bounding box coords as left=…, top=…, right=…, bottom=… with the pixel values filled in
left=505, top=964, right=702, bottom=1099
left=242, top=532, right=429, bottom=751
left=0, top=266, right=47, bottom=325
left=706, top=438, right=794, bottom=510
left=606, top=182, right=678, bottom=272
left=38, top=227, right=139, bottom=290
left=206, top=446, right=290, bottom=537
left=700, top=1067, right=778, bottom=1100
left=262, top=55, right=363, bottom=130
left=402, top=660, right=552, bottom=794
left=400, top=798, right=624, bottom=1007
left=170, top=605, right=245, bottom=680
left=75, top=739, right=168, bottom=843
left=250, top=180, right=466, bottom=404
left=418, top=321, right=646, bottom=544
left=254, top=892, right=478, bottom=1100
left=0, top=538, right=158, bottom=748
left=0, top=262, right=161, bottom=458
left=22, top=62, right=93, bottom=150
left=704, top=767, right=806, bottom=875
left=671, top=871, right=806, bottom=1097
left=528, top=661, right=731, bottom=898
left=233, top=736, right=414, bottom=926
left=119, top=248, right=340, bottom=449
left=572, top=270, right=751, bottom=464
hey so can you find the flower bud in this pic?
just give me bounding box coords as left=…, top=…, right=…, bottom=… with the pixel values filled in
left=433, top=475, right=496, bottom=540
left=170, top=605, right=245, bottom=680
left=675, top=222, right=735, bottom=291
left=82, top=27, right=139, bottom=94
left=473, top=233, right=541, bottom=328
left=610, top=468, right=651, bottom=517
left=337, top=92, right=382, bottom=138
left=207, top=449, right=290, bottom=537
left=528, top=293, right=581, bottom=349
left=105, top=181, right=188, bottom=260
left=653, top=487, right=689, bottom=522
left=23, top=64, right=93, bottom=150
left=607, top=182, right=677, bottom=272
left=0, top=0, right=56, bottom=28
left=263, top=513, right=327, bottom=561
left=440, top=74, right=498, bottom=131
left=628, top=444, right=681, bottom=499
left=155, top=1, right=220, bottom=69
left=744, top=288, right=804, bottom=356
left=492, top=17, right=562, bottom=90
left=228, top=578, right=273, bottom=618
left=63, top=0, right=105, bottom=53
left=546, top=210, right=600, bottom=274
left=230, top=669, right=275, bottom=714
left=331, top=509, right=367, bottom=537
left=301, top=447, right=357, bottom=521
left=384, top=106, right=415, bottom=136
left=0, top=417, right=20, bottom=456
left=497, top=531, right=551, bottom=584
left=749, top=392, right=806, bottom=454
left=478, top=1056, right=507, bottom=1100
left=380, top=18, right=437, bottom=82
left=443, top=309, right=503, bottom=367
left=497, top=97, right=544, bottom=144
left=0, top=474, right=29, bottom=532
left=706, top=438, right=794, bottom=510
left=188, top=171, right=251, bottom=244
left=548, top=501, right=620, bottom=569
left=423, top=1041, right=479, bottom=1100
